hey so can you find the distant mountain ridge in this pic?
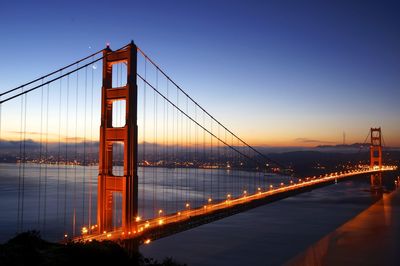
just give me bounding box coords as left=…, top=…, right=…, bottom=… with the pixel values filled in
left=316, top=143, right=400, bottom=150
left=316, top=143, right=366, bottom=149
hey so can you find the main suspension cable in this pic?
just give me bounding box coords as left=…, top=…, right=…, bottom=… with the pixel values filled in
left=0, top=49, right=104, bottom=97
left=137, top=47, right=286, bottom=170
left=137, top=73, right=265, bottom=169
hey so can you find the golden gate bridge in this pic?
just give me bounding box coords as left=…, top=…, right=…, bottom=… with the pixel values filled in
left=0, top=41, right=397, bottom=247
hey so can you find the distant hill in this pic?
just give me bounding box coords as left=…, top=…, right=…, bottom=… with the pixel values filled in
left=316, top=143, right=366, bottom=149
left=316, top=143, right=400, bottom=151
left=266, top=149, right=400, bottom=176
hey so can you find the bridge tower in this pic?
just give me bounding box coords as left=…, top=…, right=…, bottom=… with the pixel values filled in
left=369, top=128, right=383, bottom=193
left=370, top=127, right=382, bottom=169
left=97, top=42, right=138, bottom=233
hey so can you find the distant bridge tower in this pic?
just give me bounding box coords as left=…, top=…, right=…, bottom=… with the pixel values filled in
left=97, top=42, right=138, bottom=233
left=370, top=127, right=382, bottom=169
left=369, top=128, right=383, bottom=192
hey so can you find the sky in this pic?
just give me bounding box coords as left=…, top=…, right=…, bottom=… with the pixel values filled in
left=0, top=0, right=399, bottom=147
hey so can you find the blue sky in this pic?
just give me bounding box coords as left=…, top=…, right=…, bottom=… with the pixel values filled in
left=1, top=0, right=399, bottom=146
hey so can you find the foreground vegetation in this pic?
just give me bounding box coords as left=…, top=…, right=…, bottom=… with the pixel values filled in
left=0, top=231, right=186, bottom=266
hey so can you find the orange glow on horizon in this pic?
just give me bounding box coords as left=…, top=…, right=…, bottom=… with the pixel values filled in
left=1, top=131, right=399, bottom=148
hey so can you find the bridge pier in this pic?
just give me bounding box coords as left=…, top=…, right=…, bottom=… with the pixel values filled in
left=370, top=173, right=383, bottom=194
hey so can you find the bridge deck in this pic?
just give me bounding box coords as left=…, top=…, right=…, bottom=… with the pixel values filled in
left=73, top=166, right=396, bottom=245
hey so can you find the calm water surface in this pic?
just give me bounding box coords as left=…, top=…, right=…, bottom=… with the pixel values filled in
left=140, top=171, right=399, bottom=266
left=1, top=163, right=398, bottom=265
left=0, top=163, right=288, bottom=242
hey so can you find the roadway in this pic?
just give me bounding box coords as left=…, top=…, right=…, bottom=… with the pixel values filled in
left=73, top=166, right=397, bottom=244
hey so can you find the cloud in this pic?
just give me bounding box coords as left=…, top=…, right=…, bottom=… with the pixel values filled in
left=4, top=131, right=97, bottom=143
left=7, top=130, right=55, bottom=136
left=6, top=131, right=61, bottom=139
left=294, top=138, right=335, bottom=144
left=63, top=137, right=88, bottom=142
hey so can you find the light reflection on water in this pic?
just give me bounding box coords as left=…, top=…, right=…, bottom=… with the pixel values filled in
left=139, top=171, right=399, bottom=266
left=0, top=163, right=291, bottom=242
left=285, top=185, right=400, bottom=266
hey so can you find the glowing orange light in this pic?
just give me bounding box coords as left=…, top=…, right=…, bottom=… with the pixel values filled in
left=81, top=227, right=88, bottom=234
left=144, top=239, right=151, bottom=244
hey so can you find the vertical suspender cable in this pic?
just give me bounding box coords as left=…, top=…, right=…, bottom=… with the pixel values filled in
left=155, top=69, right=159, bottom=217
left=185, top=97, right=188, bottom=205
left=177, top=93, right=180, bottom=212
left=21, top=91, right=28, bottom=231
left=38, top=80, right=44, bottom=226
left=177, top=87, right=181, bottom=209
left=63, top=74, right=70, bottom=236
left=142, top=58, right=147, bottom=219
left=43, top=83, right=50, bottom=236
left=225, top=129, right=228, bottom=199
left=210, top=119, right=213, bottom=200
left=218, top=125, right=220, bottom=201
left=172, top=87, right=177, bottom=213
left=89, top=57, right=95, bottom=230
left=166, top=79, right=169, bottom=213
left=203, top=112, right=205, bottom=203
left=57, top=71, right=63, bottom=222
left=153, top=70, right=157, bottom=218
left=17, top=87, right=24, bottom=232
left=163, top=79, right=166, bottom=213
left=73, top=64, right=79, bottom=237
left=194, top=105, right=198, bottom=206
left=82, top=66, right=88, bottom=227
left=232, top=134, right=235, bottom=196
left=180, top=92, right=184, bottom=207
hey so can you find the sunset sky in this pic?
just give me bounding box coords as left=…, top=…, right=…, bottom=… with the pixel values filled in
left=1, top=0, right=399, bottom=147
